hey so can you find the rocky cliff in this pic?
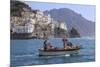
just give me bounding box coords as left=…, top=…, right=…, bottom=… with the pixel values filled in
left=11, top=0, right=32, bottom=17
left=11, top=0, right=82, bottom=38
left=44, top=8, right=95, bottom=37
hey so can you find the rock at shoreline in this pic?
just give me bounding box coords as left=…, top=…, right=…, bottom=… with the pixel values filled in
left=69, top=27, right=80, bottom=38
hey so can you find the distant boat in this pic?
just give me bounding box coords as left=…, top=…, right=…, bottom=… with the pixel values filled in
left=39, top=45, right=81, bottom=56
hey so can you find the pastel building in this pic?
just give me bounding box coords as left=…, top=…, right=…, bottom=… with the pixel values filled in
left=11, top=8, right=68, bottom=38
left=12, top=24, right=34, bottom=33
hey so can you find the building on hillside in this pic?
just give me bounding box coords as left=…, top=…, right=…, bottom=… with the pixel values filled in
left=54, top=21, right=68, bottom=37
left=58, top=21, right=67, bottom=31
left=11, top=8, right=69, bottom=39
left=12, top=22, right=34, bottom=34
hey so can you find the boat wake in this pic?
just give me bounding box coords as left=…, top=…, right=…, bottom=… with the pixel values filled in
left=65, top=54, right=70, bottom=56
left=13, top=54, right=35, bottom=58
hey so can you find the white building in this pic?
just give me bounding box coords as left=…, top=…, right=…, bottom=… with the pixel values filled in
left=57, top=22, right=68, bottom=31
left=11, top=9, right=67, bottom=38
left=12, top=23, right=34, bottom=34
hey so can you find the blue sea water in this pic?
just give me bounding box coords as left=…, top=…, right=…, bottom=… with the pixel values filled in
left=10, top=38, right=95, bottom=66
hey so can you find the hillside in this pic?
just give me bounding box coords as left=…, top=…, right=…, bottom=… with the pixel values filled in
left=11, top=0, right=93, bottom=38
left=11, top=0, right=32, bottom=17
left=44, top=8, right=95, bottom=37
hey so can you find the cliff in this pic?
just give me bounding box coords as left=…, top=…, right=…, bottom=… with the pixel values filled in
left=10, top=0, right=82, bottom=38
left=11, top=0, right=32, bottom=17
left=44, top=8, right=95, bottom=37
left=69, top=27, right=80, bottom=38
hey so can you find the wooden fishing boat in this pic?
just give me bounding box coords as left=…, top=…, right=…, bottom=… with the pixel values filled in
left=39, top=45, right=81, bottom=56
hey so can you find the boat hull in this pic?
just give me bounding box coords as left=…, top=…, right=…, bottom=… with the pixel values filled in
left=39, top=49, right=80, bottom=56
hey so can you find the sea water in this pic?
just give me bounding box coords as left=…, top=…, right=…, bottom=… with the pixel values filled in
left=10, top=38, right=95, bottom=66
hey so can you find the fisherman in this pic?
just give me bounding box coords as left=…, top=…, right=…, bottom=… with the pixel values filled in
left=67, top=42, right=74, bottom=49
left=44, top=39, right=48, bottom=50
left=43, top=39, right=54, bottom=50
left=67, top=42, right=73, bottom=47
left=62, top=36, right=68, bottom=49
left=46, top=42, right=54, bottom=50
left=62, top=36, right=74, bottom=49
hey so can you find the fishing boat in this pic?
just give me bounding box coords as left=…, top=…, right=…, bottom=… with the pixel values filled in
left=39, top=45, right=81, bottom=56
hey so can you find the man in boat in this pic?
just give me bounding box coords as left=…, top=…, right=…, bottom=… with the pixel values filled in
left=62, top=36, right=68, bottom=49
left=44, top=39, right=48, bottom=50
left=62, top=36, right=75, bottom=49
left=66, top=42, right=74, bottom=49
left=43, top=40, right=54, bottom=50
left=46, top=43, right=55, bottom=50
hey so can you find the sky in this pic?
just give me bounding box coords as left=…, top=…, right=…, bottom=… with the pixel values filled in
left=24, top=1, right=96, bottom=22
